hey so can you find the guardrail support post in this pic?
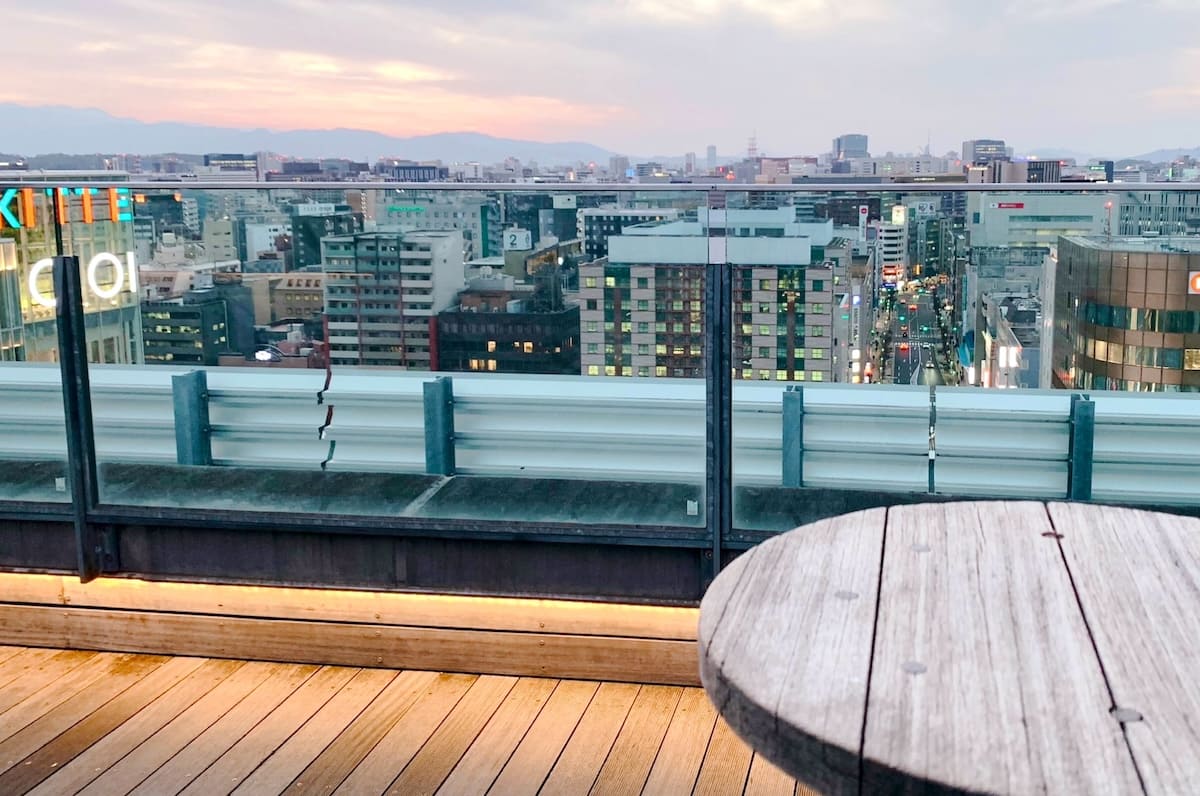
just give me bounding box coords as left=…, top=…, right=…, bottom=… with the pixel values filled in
left=1068, top=393, right=1095, bottom=501
left=53, top=255, right=106, bottom=582
left=424, top=376, right=456, bottom=476
left=172, top=370, right=212, bottom=466
left=705, top=213, right=732, bottom=581
left=782, top=386, right=804, bottom=487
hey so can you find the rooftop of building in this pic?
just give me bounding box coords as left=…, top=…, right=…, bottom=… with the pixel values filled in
left=1064, top=234, right=1200, bottom=253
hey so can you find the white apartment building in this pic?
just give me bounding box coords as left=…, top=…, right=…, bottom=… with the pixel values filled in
left=322, top=230, right=465, bottom=369
left=578, top=209, right=836, bottom=381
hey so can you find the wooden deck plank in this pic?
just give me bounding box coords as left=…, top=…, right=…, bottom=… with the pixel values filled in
left=383, top=674, right=518, bottom=795
left=0, top=645, right=28, bottom=668
left=232, top=668, right=396, bottom=795
left=487, top=680, right=600, bottom=796
left=129, top=663, right=319, bottom=796
left=641, top=688, right=719, bottom=795
left=539, top=682, right=640, bottom=795
left=864, top=502, right=1141, bottom=794
left=436, top=677, right=558, bottom=795
left=591, top=685, right=683, bottom=795
left=0, top=652, right=133, bottom=743
left=0, top=647, right=62, bottom=692
left=699, top=508, right=886, bottom=793
left=334, top=673, right=476, bottom=795
left=1048, top=502, right=1200, bottom=795
left=77, top=661, right=281, bottom=796
left=0, top=655, right=201, bottom=794
left=177, top=665, right=358, bottom=796
left=0, top=649, right=98, bottom=716
left=744, top=753, right=797, bottom=796
left=0, top=653, right=170, bottom=776
left=28, top=658, right=244, bottom=796
left=283, top=670, right=440, bottom=795
left=692, top=718, right=753, bottom=795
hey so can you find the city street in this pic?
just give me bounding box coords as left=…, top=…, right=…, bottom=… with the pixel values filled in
left=891, top=290, right=945, bottom=386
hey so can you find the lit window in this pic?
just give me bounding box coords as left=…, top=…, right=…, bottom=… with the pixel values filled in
left=655, top=366, right=667, bottom=376
left=605, top=276, right=616, bottom=287
left=811, top=371, right=824, bottom=381
left=656, top=344, right=667, bottom=355
left=523, top=342, right=534, bottom=353
left=1185, top=349, right=1200, bottom=370
left=760, top=280, right=773, bottom=290
left=487, top=359, right=497, bottom=372
left=487, top=340, right=497, bottom=352
left=584, top=277, right=597, bottom=288
left=605, top=365, right=616, bottom=376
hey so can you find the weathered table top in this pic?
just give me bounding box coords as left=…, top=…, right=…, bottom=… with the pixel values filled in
left=699, top=501, right=1200, bottom=795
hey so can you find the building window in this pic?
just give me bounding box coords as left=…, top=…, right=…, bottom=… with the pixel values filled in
left=586, top=321, right=598, bottom=332
left=811, top=371, right=824, bottom=381
left=759, top=325, right=770, bottom=335
left=812, top=280, right=825, bottom=291
left=637, top=344, right=649, bottom=355
left=523, top=342, right=534, bottom=353
left=656, top=344, right=667, bottom=355
left=486, top=340, right=497, bottom=352
left=760, top=280, right=773, bottom=290
left=655, top=366, right=667, bottom=376
left=637, top=300, right=649, bottom=311
left=811, top=349, right=824, bottom=359
left=587, top=365, right=599, bottom=375
left=605, top=276, right=616, bottom=287
left=758, top=347, right=770, bottom=358
left=1186, top=349, right=1200, bottom=371
left=637, top=366, right=650, bottom=377
left=587, top=343, right=598, bottom=354
left=584, top=277, right=597, bottom=288
left=637, top=277, right=649, bottom=289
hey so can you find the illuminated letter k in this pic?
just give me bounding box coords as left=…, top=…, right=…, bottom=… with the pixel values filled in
left=0, top=189, right=20, bottom=228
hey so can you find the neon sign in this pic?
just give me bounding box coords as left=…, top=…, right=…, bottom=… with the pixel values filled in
left=27, top=251, right=139, bottom=309
left=0, top=187, right=133, bottom=230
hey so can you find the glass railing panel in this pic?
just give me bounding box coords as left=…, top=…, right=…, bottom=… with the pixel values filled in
left=20, top=182, right=711, bottom=535
left=0, top=188, right=71, bottom=505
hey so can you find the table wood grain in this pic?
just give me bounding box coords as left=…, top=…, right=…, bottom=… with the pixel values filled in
left=699, top=500, right=1200, bottom=795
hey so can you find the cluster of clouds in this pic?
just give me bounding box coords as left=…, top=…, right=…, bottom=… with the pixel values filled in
left=4, top=0, right=1198, bottom=155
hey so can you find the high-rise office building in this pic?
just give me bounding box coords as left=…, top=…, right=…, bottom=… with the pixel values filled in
left=609, top=156, right=630, bottom=179
left=706, top=145, right=718, bottom=172
left=832, top=134, right=870, bottom=161
left=289, top=204, right=363, bottom=271
left=378, top=195, right=501, bottom=260
left=435, top=271, right=580, bottom=375
left=142, top=293, right=230, bottom=365
left=1116, top=190, right=1200, bottom=236
left=685, top=152, right=697, bottom=176
left=1026, top=160, right=1062, bottom=183
left=1052, top=235, right=1200, bottom=392
left=204, top=153, right=257, bottom=173
left=322, top=230, right=465, bottom=368
left=0, top=181, right=143, bottom=363
left=962, top=139, right=1008, bottom=166
left=578, top=209, right=837, bottom=381
left=577, top=208, right=681, bottom=261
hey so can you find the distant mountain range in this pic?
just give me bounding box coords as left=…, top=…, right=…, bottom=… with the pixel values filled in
left=0, top=103, right=619, bottom=165
left=2, top=103, right=1197, bottom=167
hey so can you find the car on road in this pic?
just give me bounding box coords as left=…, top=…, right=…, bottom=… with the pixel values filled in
left=909, top=303, right=918, bottom=311
left=899, top=342, right=910, bottom=352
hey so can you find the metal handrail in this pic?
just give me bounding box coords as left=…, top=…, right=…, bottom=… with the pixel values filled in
left=0, top=180, right=1194, bottom=193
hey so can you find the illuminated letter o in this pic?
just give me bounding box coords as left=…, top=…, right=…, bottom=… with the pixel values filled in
left=28, top=258, right=55, bottom=309
left=87, top=252, right=125, bottom=300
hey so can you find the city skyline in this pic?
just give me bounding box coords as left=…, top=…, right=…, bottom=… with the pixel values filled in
left=5, top=0, right=1200, bottom=157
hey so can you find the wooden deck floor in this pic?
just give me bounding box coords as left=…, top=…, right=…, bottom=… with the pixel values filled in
left=0, top=645, right=804, bottom=795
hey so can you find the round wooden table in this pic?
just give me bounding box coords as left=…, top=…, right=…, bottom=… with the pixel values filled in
left=699, top=501, right=1200, bottom=795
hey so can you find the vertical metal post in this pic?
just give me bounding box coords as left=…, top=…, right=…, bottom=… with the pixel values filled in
left=782, top=386, right=804, bottom=487
left=1068, top=393, right=1095, bottom=500
left=705, top=218, right=732, bottom=578
left=172, top=370, right=212, bottom=466
left=928, top=384, right=937, bottom=494
left=423, top=375, right=456, bottom=476
left=53, top=255, right=104, bottom=582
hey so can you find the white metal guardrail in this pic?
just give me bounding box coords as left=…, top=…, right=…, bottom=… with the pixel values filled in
left=1, top=363, right=1198, bottom=504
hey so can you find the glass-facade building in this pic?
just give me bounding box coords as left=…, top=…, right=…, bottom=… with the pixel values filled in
left=1053, top=235, right=1200, bottom=392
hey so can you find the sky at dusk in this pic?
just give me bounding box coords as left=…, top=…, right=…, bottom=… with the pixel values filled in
left=5, top=0, right=1200, bottom=158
